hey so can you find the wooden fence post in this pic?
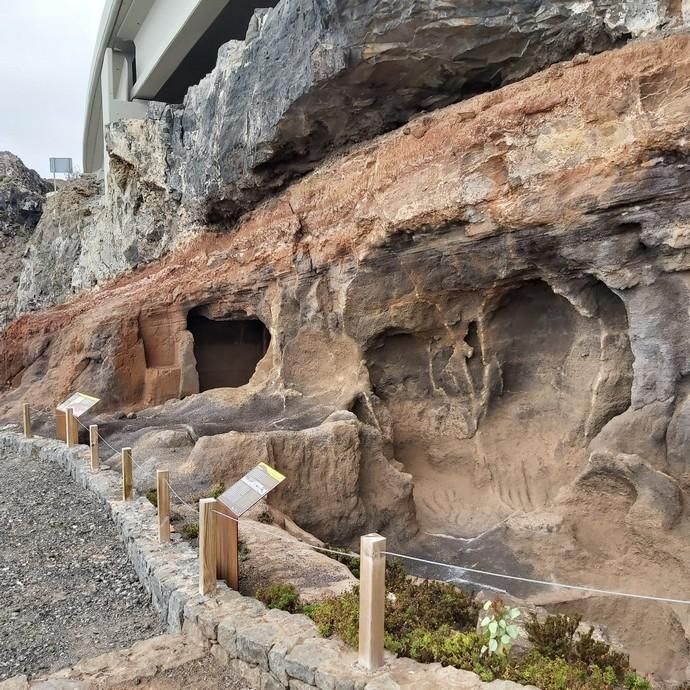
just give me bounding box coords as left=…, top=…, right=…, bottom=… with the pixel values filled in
left=122, top=447, right=133, bottom=500
left=157, top=469, right=170, bottom=543
left=216, top=501, right=239, bottom=590
left=358, top=533, right=387, bottom=672
left=65, top=408, right=76, bottom=447
left=199, top=498, right=217, bottom=595
left=89, top=425, right=99, bottom=472
left=22, top=403, right=32, bottom=439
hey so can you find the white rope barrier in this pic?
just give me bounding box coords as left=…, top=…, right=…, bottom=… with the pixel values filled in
left=382, top=550, right=690, bottom=606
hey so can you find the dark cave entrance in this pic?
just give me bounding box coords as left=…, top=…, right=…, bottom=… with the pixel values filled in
left=187, top=312, right=270, bottom=391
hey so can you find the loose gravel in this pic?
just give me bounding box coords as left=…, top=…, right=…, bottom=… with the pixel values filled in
left=0, top=449, right=164, bottom=680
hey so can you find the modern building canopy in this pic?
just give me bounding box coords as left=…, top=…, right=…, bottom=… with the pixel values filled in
left=83, top=0, right=276, bottom=173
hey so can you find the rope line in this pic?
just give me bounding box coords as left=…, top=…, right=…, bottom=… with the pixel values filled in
left=309, top=544, right=361, bottom=559
left=73, top=416, right=119, bottom=454
left=382, top=551, right=690, bottom=606
left=165, top=479, right=199, bottom=514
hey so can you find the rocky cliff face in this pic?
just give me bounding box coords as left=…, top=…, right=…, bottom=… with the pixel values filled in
left=13, top=0, right=690, bottom=314
left=0, top=152, right=48, bottom=329
left=2, top=3, right=690, bottom=684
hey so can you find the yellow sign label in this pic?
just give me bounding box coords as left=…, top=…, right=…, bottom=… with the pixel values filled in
left=259, top=462, right=286, bottom=482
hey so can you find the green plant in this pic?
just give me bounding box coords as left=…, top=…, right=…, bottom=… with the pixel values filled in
left=479, top=600, right=520, bottom=656
left=505, top=650, right=594, bottom=690
left=304, top=579, right=646, bottom=690
left=525, top=614, right=630, bottom=682
left=525, top=612, right=581, bottom=658
left=405, top=625, right=507, bottom=681
left=306, top=565, right=480, bottom=656
left=180, top=522, right=199, bottom=539
left=208, top=482, right=225, bottom=499
left=323, top=545, right=361, bottom=578
left=146, top=487, right=158, bottom=507
left=576, top=628, right=629, bottom=680
left=308, top=589, right=360, bottom=645
left=257, top=510, right=273, bottom=524
left=255, top=583, right=301, bottom=613
left=238, top=540, right=251, bottom=561
left=623, top=673, right=651, bottom=690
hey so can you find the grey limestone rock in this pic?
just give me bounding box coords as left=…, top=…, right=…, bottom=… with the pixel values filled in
left=0, top=152, right=49, bottom=329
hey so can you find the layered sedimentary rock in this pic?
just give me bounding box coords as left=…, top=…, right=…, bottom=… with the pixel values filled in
left=0, top=152, right=48, bottom=329
left=15, top=0, right=690, bottom=313
left=3, top=23, right=690, bottom=685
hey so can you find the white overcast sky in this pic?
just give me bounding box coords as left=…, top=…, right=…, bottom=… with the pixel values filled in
left=0, top=0, right=106, bottom=177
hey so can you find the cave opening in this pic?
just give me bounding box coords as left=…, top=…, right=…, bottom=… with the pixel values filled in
left=186, top=312, right=270, bottom=391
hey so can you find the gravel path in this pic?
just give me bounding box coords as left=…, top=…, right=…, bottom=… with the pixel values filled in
left=0, top=449, right=164, bottom=680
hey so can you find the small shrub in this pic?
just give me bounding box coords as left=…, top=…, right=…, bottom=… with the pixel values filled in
left=208, top=482, right=225, bottom=499
left=525, top=612, right=581, bottom=659
left=623, top=673, right=652, bottom=690
left=576, top=628, right=629, bottom=680
left=525, top=614, right=630, bottom=683
left=256, top=583, right=301, bottom=613
left=146, top=487, right=158, bottom=507
left=307, top=589, right=360, bottom=645
left=238, top=540, right=251, bottom=561
left=257, top=510, right=273, bottom=524
left=181, top=522, right=199, bottom=539
left=405, top=625, right=506, bottom=681
left=505, top=650, right=592, bottom=690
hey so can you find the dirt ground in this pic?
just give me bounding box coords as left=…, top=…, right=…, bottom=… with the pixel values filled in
left=121, top=656, right=254, bottom=689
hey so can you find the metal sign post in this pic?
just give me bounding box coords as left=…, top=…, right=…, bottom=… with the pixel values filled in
left=216, top=463, right=286, bottom=589
left=49, top=157, right=73, bottom=192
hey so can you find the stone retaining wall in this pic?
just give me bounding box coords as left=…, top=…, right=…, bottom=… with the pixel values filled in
left=0, top=431, right=533, bottom=690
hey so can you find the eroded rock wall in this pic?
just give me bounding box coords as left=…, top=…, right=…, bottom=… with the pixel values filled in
left=4, top=34, right=690, bottom=534
left=13, top=0, right=690, bottom=315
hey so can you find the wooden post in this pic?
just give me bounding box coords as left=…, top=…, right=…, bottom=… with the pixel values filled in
left=122, top=447, right=133, bottom=500
left=199, top=498, right=217, bottom=595
left=157, top=469, right=170, bottom=543
left=65, top=408, right=76, bottom=447
left=89, top=425, right=99, bottom=472
left=358, top=533, right=387, bottom=672
left=216, top=501, right=239, bottom=590
left=22, top=403, right=32, bottom=439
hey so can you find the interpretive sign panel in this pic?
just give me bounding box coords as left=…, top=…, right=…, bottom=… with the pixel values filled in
left=56, top=392, right=100, bottom=417
left=218, top=462, right=286, bottom=517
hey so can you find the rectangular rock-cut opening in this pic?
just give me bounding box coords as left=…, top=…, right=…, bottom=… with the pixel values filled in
left=187, top=313, right=270, bottom=391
